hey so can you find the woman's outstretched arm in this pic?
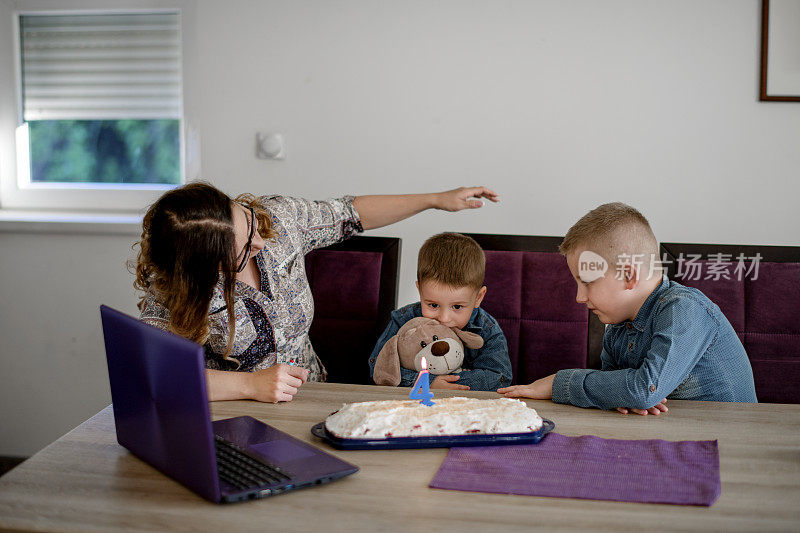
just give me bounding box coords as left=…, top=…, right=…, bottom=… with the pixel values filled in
left=353, top=186, right=498, bottom=230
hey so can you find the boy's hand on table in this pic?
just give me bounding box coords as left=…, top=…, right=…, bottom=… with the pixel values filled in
left=497, top=374, right=555, bottom=400
left=616, top=398, right=668, bottom=416
left=431, top=375, right=470, bottom=390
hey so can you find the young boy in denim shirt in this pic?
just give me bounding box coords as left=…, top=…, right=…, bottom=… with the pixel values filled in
left=499, top=202, right=757, bottom=413
left=369, top=232, right=512, bottom=391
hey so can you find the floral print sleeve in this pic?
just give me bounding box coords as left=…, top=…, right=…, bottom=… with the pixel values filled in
left=259, top=195, right=363, bottom=254
left=139, top=290, right=171, bottom=331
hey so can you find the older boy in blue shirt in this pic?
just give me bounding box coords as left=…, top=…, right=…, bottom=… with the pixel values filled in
left=499, top=202, right=757, bottom=413
left=369, top=232, right=512, bottom=391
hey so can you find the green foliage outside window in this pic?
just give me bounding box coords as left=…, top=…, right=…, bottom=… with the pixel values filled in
left=27, top=119, right=181, bottom=184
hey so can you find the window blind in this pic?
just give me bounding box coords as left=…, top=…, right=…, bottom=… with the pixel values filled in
left=20, top=12, right=181, bottom=121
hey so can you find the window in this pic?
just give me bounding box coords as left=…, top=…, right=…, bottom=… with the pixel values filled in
left=20, top=12, right=182, bottom=186
left=0, top=6, right=189, bottom=212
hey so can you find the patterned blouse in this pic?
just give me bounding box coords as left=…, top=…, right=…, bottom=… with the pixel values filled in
left=139, top=195, right=363, bottom=381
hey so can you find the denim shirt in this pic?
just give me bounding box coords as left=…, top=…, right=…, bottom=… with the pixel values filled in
left=368, top=303, right=512, bottom=391
left=552, top=275, right=757, bottom=410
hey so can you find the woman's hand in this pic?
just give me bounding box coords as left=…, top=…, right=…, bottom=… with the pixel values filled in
left=246, top=364, right=310, bottom=403
left=431, top=374, right=470, bottom=390
left=434, top=186, right=499, bottom=211
left=616, top=398, right=668, bottom=416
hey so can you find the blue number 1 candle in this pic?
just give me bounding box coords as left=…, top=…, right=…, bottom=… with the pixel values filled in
left=409, top=356, right=435, bottom=406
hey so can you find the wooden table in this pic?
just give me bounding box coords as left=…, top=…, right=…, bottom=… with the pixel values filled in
left=1, top=382, right=799, bottom=532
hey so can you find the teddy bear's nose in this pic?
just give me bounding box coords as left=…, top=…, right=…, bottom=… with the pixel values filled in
left=430, top=340, right=450, bottom=357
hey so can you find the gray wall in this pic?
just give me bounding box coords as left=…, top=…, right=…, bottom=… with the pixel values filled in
left=1, top=0, right=799, bottom=456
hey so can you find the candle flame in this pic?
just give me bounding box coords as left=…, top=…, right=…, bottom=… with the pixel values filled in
left=420, top=356, right=427, bottom=371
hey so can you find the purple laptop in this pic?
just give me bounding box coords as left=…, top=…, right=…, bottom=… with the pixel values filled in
left=100, top=305, right=358, bottom=503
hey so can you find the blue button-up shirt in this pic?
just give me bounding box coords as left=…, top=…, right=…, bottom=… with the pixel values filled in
left=368, top=303, right=512, bottom=391
left=552, top=275, right=757, bottom=410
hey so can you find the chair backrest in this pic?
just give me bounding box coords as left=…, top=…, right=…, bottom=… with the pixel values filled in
left=465, top=234, right=603, bottom=385
left=661, top=242, right=800, bottom=403
left=305, top=236, right=400, bottom=384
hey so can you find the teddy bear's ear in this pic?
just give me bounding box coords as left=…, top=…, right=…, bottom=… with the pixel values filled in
left=453, top=328, right=484, bottom=349
left=373, top=335, right=401, bottom=386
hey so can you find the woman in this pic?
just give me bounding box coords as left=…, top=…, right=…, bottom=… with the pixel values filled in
left=134, top=182, right=498, bottom=403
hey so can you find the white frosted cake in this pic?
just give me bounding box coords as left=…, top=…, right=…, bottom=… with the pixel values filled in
left=325, top=397, right=543, bottom=439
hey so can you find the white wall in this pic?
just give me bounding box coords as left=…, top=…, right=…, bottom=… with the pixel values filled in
left=1, top=0, right=799, bottom=456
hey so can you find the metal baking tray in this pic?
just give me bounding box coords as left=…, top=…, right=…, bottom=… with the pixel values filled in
left=311, top=418, right=555, bottom=450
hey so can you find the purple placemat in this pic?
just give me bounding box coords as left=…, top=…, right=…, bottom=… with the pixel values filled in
left=430, top=432, right=721, bottom=506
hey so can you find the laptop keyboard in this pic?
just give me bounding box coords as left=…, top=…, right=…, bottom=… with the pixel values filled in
left=214, top=435, right=293, bottom=490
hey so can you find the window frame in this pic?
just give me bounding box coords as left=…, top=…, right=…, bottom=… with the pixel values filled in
left=0, top=2, right=196, bottom=214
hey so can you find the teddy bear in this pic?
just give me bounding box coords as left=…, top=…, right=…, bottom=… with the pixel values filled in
left=373, top=316, right=484, bottom=386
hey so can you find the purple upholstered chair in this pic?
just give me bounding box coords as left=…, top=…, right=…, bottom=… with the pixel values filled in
left=305, top=236, right=400, bottom=385
left=465, top=234, right=604, bottom=385
left=661, top=243, right=800, bottom=404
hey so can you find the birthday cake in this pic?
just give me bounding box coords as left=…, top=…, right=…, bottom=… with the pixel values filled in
left=324, top=397, right=543, bottom=439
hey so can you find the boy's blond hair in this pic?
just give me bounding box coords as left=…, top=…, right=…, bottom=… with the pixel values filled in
left=417, top=232, right=485, bottom=291
left=559, top=202, right=659, bottom=270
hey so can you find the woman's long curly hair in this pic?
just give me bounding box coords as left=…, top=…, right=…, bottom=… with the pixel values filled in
left=133, top=182, right=274, bottom=363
